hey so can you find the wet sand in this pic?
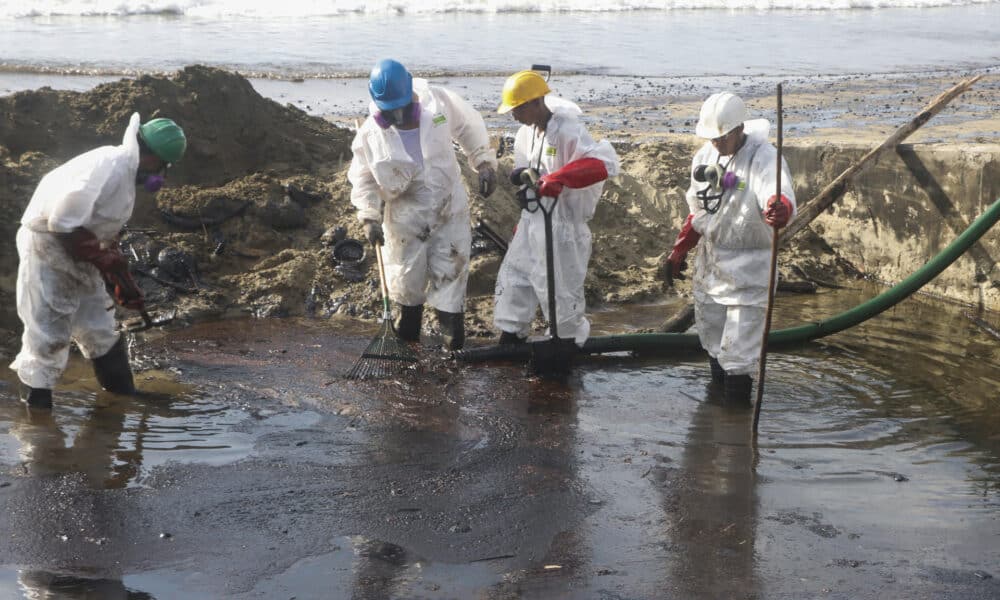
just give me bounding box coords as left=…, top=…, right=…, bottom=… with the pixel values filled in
left=252, top=68, right=1000, bottom=145
left=3, top=66, right=997, bottom=145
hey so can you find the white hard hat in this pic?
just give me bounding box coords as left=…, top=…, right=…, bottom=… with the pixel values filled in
left=695, top=92, right=748, bottom=139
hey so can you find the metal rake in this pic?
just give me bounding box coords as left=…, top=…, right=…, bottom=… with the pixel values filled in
left=345, top=243, right=418, bottom=379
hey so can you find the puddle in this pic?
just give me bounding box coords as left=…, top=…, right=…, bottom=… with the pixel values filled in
left=0, top=286, right=997, bottom=598
left=0, top=365, right=258, bottom=489
left=236, top=535, right=501, bottom=599
left=0, top=567, right=155, bottom=599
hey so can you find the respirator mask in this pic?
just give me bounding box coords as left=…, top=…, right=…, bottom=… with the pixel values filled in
left=694, top=161, right=739, bottom=214
left=136, top=166, right=169, bottom=193
left=374, top=102, right=421, bottom=129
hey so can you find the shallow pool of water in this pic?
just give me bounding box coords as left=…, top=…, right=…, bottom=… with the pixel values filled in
left=0, top=284, right=997, bottom=598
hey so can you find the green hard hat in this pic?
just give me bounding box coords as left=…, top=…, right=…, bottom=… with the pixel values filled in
left=139, top=117, right=187, bottom=164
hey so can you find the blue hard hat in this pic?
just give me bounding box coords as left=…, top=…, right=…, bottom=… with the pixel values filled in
left=368, top=59, right=413, bottom=111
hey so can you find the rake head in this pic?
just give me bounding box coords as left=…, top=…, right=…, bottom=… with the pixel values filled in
left=345, top=318, right=419, bottom=380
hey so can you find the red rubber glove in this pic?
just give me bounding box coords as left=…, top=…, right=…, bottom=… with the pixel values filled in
left=536, top=157, right=609, bottom=198
left=103, top=268, right=145, bottom=311
left=661, top=214, right=701, bottom=284
left=58, top=228, right=144, bottom=311
left=58, top=227, right=128, bottom=273
left=764, top=194, right=793, bottom=228
left=536, top=176, right=563, bottom=199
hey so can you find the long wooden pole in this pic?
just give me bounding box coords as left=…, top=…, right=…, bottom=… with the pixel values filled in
left=779, top=74, right=982, bottom=245
left=661, top=74, right=982, bottom=333
left=753, top=83, right=782, bottom=437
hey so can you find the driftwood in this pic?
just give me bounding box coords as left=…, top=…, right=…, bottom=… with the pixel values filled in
left=660, top=75, right=982, bottom=333
left=777, top=280, right=817, bottom=294
left=659, top=303, right=695, bottom=333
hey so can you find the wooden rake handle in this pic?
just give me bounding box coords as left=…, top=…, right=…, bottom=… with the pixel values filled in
left=374, top=242, right=391, bottom=318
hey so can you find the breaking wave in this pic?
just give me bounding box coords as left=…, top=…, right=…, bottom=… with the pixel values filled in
left=2, top=0, right=996, bottom=19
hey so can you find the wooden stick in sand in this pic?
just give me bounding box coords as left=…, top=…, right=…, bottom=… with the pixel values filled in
left=753, top=82, right=783, bottom=437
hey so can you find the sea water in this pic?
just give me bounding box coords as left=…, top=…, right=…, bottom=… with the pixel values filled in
left=0, top=1, right=997, bottom=79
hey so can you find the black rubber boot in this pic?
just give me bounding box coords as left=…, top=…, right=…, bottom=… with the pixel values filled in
left=498, top=331, right=526, bottom=346
left=19, top=383, right=53, bottom=409
left=395, top=304, right=423, bottom=343
left=709, top=356, right=726, bottom=384
left=92, top=335, right=136, bottom=394
left=434, top=309, right=465, bottom=351
left=724, top=374, right=753, bottom=406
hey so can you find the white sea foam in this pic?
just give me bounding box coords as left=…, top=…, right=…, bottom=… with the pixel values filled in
left=1, top=0, right=996, bottom=19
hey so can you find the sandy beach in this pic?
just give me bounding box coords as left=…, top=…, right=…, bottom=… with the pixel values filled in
left=4, top=65, right=998, bottom=144
left=249, top=67, right=1000, bottom=146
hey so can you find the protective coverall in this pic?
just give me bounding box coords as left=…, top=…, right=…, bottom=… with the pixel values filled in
left=685, top=118, right=796, bottom=376
left=348, top=78, right=497, bottom=315
left=10, top=113, right=143, bottom=391
left=493, top=99, right=620, bottom=345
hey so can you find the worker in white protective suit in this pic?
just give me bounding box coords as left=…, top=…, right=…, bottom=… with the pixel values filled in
left=11, top=113, right=187, bottom=409
left=661, top=92, right=795, bottom=405
left=493, top=70, right=620, bottom=347
left=348, top=58, right=498, bottom=350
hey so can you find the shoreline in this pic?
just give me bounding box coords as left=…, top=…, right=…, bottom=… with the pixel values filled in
left=2, top=66, right=997, bottom=144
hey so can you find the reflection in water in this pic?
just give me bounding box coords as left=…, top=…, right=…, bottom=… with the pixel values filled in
left=0, top=370, right=220, bottom=600
left=671, top=398, right=758, bottom=598
left=0, top=287, right=993, bottom=598
left=17, top=570, right=152, bottom=599
left=11, top=402, right=135, bottom=489
left=0, top=385, right=242, bottom=489
left=4, top=396, right=155, bottom=598
left=343, top=368, right=586, bottom=598
left=348, top=374, right=478, bottom=600
left=514, top=376, right=588, bottom=596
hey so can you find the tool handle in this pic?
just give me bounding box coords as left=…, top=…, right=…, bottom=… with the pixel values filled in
left=753, top=82, right=782, bottom=436
left=476, top=219, right=509, bottom=253
left=530, top=64, right=552, bottom=81
left=542, top=208, right=559, bottom=340
left=374, top=242, right=391, bottom=318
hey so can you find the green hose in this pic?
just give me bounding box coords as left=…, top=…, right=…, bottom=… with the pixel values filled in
left=457, top=197, right=1000, bottom=363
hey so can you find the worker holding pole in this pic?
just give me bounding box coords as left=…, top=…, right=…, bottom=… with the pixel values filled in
left=660, top=92, right=795, bottom=405
left=493, top=69, right=620, bottom=350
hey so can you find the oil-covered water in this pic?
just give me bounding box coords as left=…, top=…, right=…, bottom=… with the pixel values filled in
left=0, top=284, right=997, bottom=598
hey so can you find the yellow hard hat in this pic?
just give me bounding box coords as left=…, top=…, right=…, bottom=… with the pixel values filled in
left=497, top=70, right=550, bottom=114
